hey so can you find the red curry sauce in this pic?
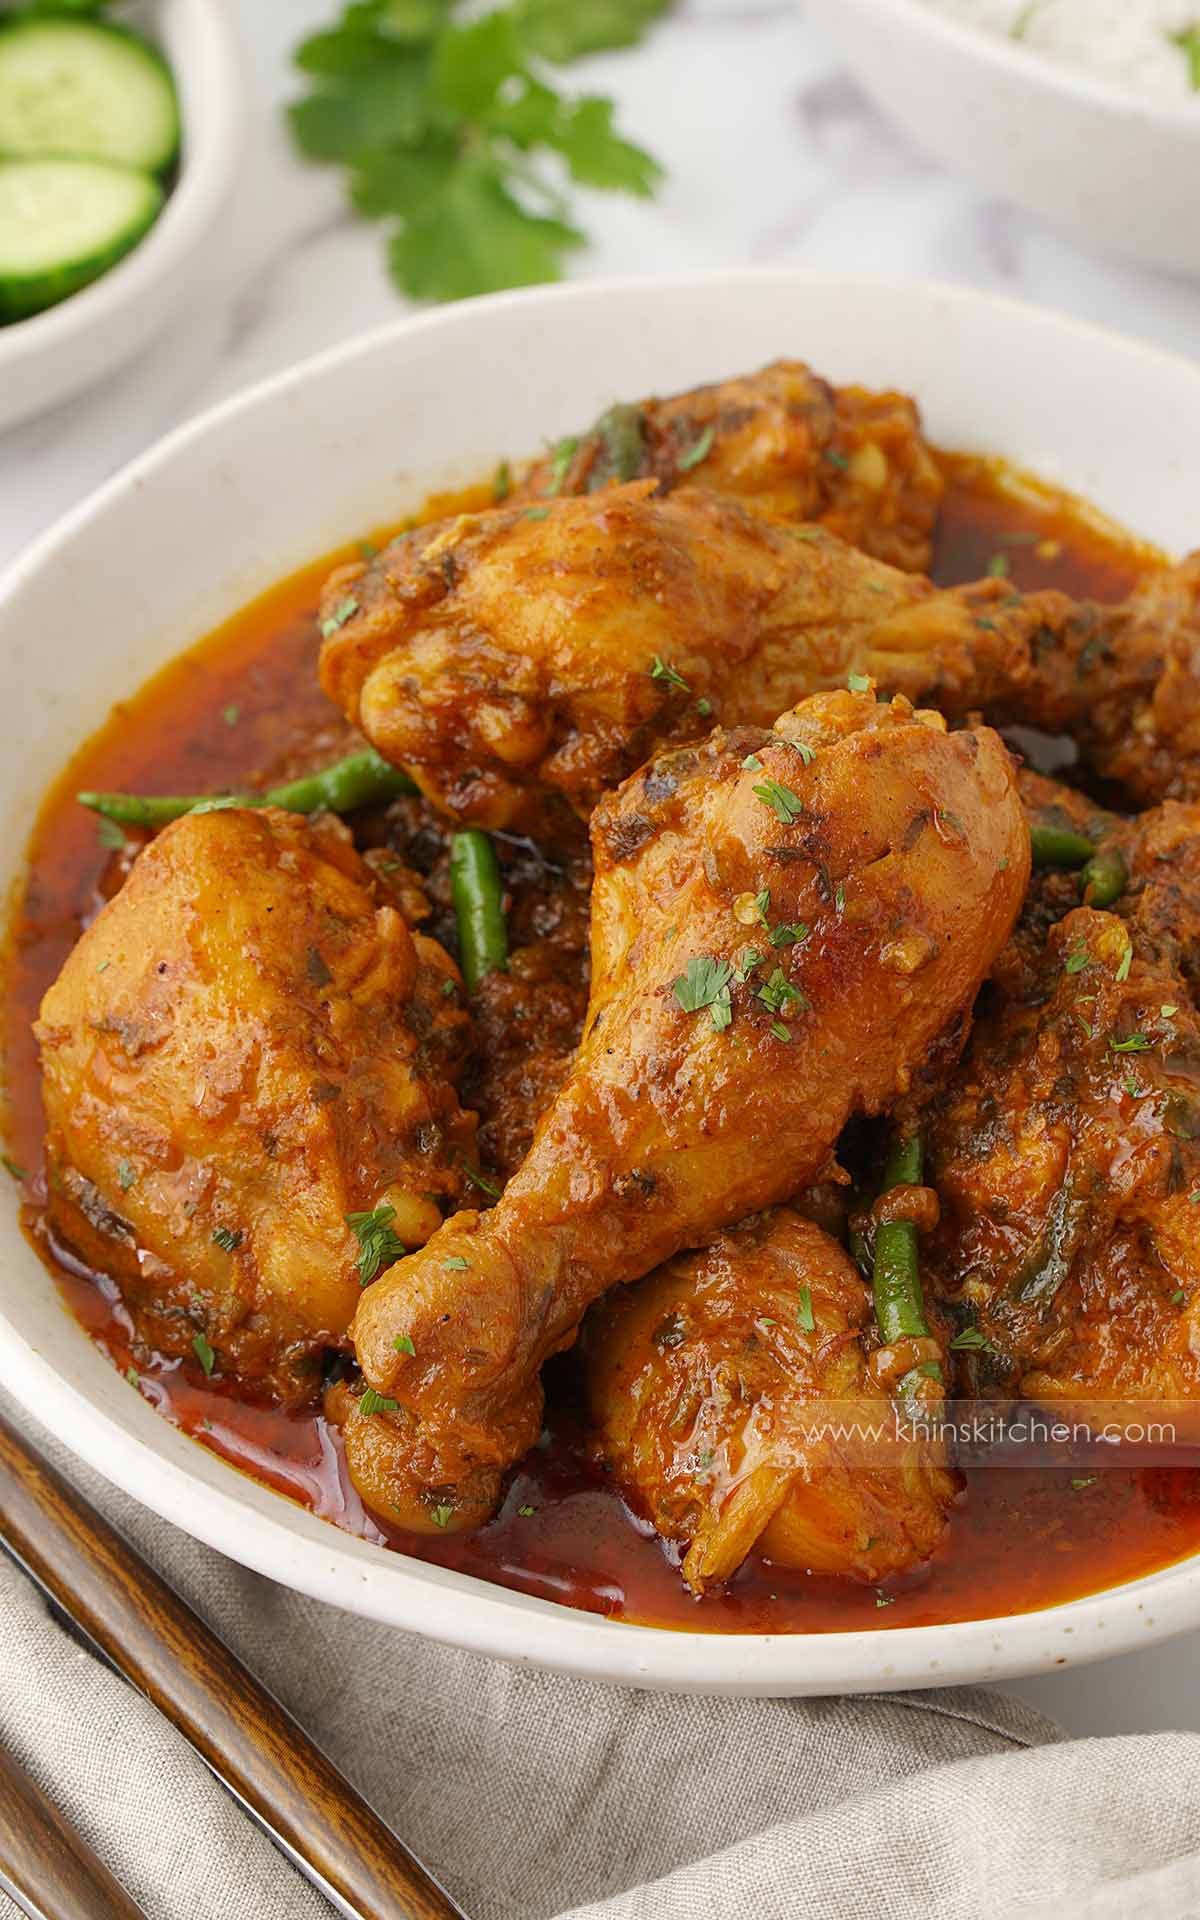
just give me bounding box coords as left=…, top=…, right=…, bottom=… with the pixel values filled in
left=4, top=456, right=1198, bottom=1636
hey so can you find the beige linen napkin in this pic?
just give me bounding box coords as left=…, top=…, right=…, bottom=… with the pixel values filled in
left=3, top=1387, right=1200, bottom=1920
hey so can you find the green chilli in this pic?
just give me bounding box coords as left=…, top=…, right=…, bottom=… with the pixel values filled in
left=450, top=829, right=509, bottom=992
left=78, top=749, right=416, bottom=828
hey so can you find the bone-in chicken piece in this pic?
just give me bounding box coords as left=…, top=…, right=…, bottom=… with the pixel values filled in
left=320, top=484, right=1058, bottom=830
left=988, top=554, right=1200, bottom=808
left=349, top=690, right=1028, bottom=1520
left=926, top=881, right=1200, bottom=1426
left=585, top=1209, right=957, bottom=1593
left=35, top=808, right=475, bottom=1403
left=514, top=359, right=944, bottom=572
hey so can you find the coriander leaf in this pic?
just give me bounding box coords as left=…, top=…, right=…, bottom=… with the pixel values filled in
left=752, top=779, right=803, bottom=825
left=741, top=753, right=763, bottom=772
left=768, top=922, right=809, bottom=949
left=950, top=1326, right=992, bottom=1352
left=513, top=0, right=673, bottom=62
left=289, top=59, right=428, bottom=162
left=211, top=1225, right=243, bottom=1252
left=117, top=1159, right=136, bottom=1192
left=346, top=1203, right=406, bottom=1284
left=1115, top=941, right=1133, bottom=984
left=350, top=134, right=459, bottom=216
left=847, top=672, right=870, bottom=693
left=1, top=1154, right=28, bottom=1182
left=389, top=159, right=585, bottom=302
left=588, top=402, right=647, bottom=486
left=462, top=1161, right=502, bottom=1198
left=432, top=1502, right=454, bottom=1527
left=432, top=12, right=520, bottom=118
left=392, top=1333, right=416, bottom=1355
left=673, top=955, right=733, bottom=1033
left=360, top=1386, right=399, bottom=1417
left=757, top=967, right=807, bottom=1017
left=517, top=1503, right=536, bottom=1516
left=1109, top=1033, right=1151, bottom=1054
left=543, top=95, right=661, bottom=196
left=796, top=1286, right=815, bottom=1332
left=1169, top=24, right=1200, bottom=90
left=444, top=1254, right=470, bottom=1270
left=192, top=1333, right=216, bottom=1377
left=676, top=423, right=714, bottom=472
left=650, top=654, right=690, bottom=692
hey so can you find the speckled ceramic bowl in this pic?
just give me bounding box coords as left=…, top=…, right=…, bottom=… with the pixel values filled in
left=2, top=272, right=1199, bottom=1691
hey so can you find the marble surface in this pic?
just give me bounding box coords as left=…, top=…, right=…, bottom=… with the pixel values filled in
left=4, top=0, right=1200, bottom=1740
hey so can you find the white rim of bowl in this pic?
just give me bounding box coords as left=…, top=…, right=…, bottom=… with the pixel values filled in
left=0, top=0, right=245, bottom=369
left=832, top=0, right=1200, bottom=132
left=3, top=268, right=1200, bottom=1690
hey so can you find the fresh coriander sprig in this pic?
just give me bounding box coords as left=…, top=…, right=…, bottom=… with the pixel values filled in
left=288, top=0, right=672, bottom=304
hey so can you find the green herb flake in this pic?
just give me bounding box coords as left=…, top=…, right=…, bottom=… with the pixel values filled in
left=1169, top=23, right=1200, bottom=89
left=1, top=1155, right=28, bottom=1183
left=796, top=1285, right=815, bottom=1332
left=359, top=1387, right=399, bottom=1418
left=1161, top=1004, right=1179, bottom=1020
left=788, top=740, right=816, bottom=767
left=825, top=448, right=850, bottom=471
left=524, top=507, right=550, bottom=522
left=192, top=1333, right=216, bottom=1377
left=951, top=1327, right=992, bottom=1353
left=211, top=1225, right=243, bottom=1252
left=492, top=459, right=512, bottom=502
left=768, top=922, right=809, bottom=948
left=734, top=946, right=763, bottom=982
left=677, top=424, right=715, bottom=473
left=695, top=696, right=713, bottom=717
left=835, top=882, right=846, bottom=913
left=97, top=817, right=126, bottom=851
left=320, top=595, right=359, bottom=639
left=769, top=1021, right=791, bottom=1043
left=517, top=1504, right=536, bottom=1517
left=548, top=434, right=579, bottom=493
left=753, top=779, right=804, bottom=825
left=117, top=1159, right=136, bottom=1192
left=444, top=1255, right=470, bottom=1270
left=462, top=1162, right=502, bottom=1199
left=672, top=954, right=733, bottom=1032
left=1109, top=1033, right=1151, bottom=1054
left=741, top=753, right=763, bottom=772
left=987, top=551, right=1011, bottom=578
left=874, top=1590, right=895, bottom=1608
left=1064, top=949, right=1090, bottom=976
left=125, top=1366, right=140, bottom=1389
left=345, top=1203, right=405, bottom=1284
left=1115, top=941, right=1133, bottom=984
left=392, top=1334, right=416, bottom=1356
left=432, top=1503, right=454, bottom=1529
left=847, top=672, right=871, bottom=693
left=358, top=538, right=379, bottom=561
left=649, top=654, right=690, bottom=693
left=1172, top=1290, right=1187, bottom=1306
left=223, top=703, right=240, bottom=729
left=1070, top=1476, right=1096, bottom=1491
left=757, top=967, right=807, bottom=1017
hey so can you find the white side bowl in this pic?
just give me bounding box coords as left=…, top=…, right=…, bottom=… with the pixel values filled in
left=807, top=0, right=1200, bottom=277
left=0, top=0, right=245, bottom=433
left=3, top=272, right=1200, bottom=1694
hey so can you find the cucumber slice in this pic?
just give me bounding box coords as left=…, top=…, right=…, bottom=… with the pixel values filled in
left=0, top=157, right=162, bottom=322
left=0, top=19, right=179, bottom=173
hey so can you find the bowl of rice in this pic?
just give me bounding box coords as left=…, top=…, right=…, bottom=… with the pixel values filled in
left=805, top=0, right=1200, bottom=276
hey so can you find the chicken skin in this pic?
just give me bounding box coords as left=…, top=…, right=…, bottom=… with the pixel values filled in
left=513, top=359, right=944, bottom=572
left=35, top=808, right=475, bottom=1402
left=585, top=1209, right=957, bottom=1594
left=320, top=484, right=1055, bottom=831
left=926, top=884, right=1200, bottom=1427
left=348, top=690, right=1028, bottom=1526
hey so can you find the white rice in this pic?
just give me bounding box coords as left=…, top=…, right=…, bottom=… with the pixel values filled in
left=920, top=0, right=1200, bottom=104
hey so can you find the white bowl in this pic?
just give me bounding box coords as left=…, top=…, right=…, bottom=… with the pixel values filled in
left=807, top=0, right=1200, bottom=278
left=0, top=0, right=245, bottom=433
left=3, top=271, right=1200, bottom=1693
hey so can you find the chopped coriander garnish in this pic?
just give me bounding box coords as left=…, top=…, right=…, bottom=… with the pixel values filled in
left=835, top=882, right=846, bottom=913
left=757, top=967, right=807, bottom=1016
left=392, top=1334, right=416, bottom=1356
left=1, top=1155, right=28, bottom=1182
left=874, top=1590, right=895, bottom=1607
left=96, top=960, right=110, bottom=973
left=1070, top=1476, right=1096, bottom=1492
left=649, top=654, right=690, bottom=693
left=444, top=1255, right=470, bottom=1270
left=741, top=752, right=763, bottom=772
left=1115, top=941, right=1133, bottom=984
left=756, top=1317, right=777, bottom=1331
left=492, top=460, right=511, bottom=502
left=1169, top=23, right=1200, bottom=89
left=673, top=955, right=733, bottom=1032
left=345, top=1203, right=405, bottom=1284
left=1191, top=1191, right=1200, bottom=1206
left=223, top=703, right=240, bottom=728
left=768, top=922, right=809, bottom=949
left=753, top=779, right=803, bottom=824
left=796, top=1285, right=815, bottom=1332
left=211, top=1225, right=243, bottom=1252
left=125, top=1366, right=140, bottom=1388
left=359, top=1387, right=398, bottom=1418
left=432, top=1504, right=454, bottom=1529
left=548, top=435, right=579, bottom=493
left=695, top=696, right=713, bottom=718
left=320, top=595, right=358, bottom=639
left=1162, top=1004, right=1180, bottom=1019
left=788, top=740, right=816, bottom=767
left=825, top=448, right=850, bottom=471
left=847, top=672, right=871, bottom=693
left=524, top=507, right=550, bottom=522
left=753, top=887, right=771, bottom=927
left=97, top=816, right=126, bottom=851
left=1173, top=1290, right=1188, bottom=1306
left=1064, top=949, right=1090, bottom=976
left=677, top=424, right=715, bottom=472
left=117, top=1159, right=136, bottom=1192
left=734, top=946, right=763, bottom=982
left=462, top=1162, right=501, bottom=1199
left=769, top=1021, right=791, bottom=1043
left=517, top=1504, right=536, bottom=1517
left=358, top=539, right=379, bottom=561
left=192, top=1333, right=216, bottom=1377
left=987, top=552, right=1010, bottom=578
left=998, top=857, right=1009, bottom=872
left=951, top=1326, right=992, bottom=1353
left=1109, top=1033, right=1151, bottom=1054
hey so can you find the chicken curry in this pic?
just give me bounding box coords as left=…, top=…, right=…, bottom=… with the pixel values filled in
left=5, top=358, right=1200, bottom=1635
